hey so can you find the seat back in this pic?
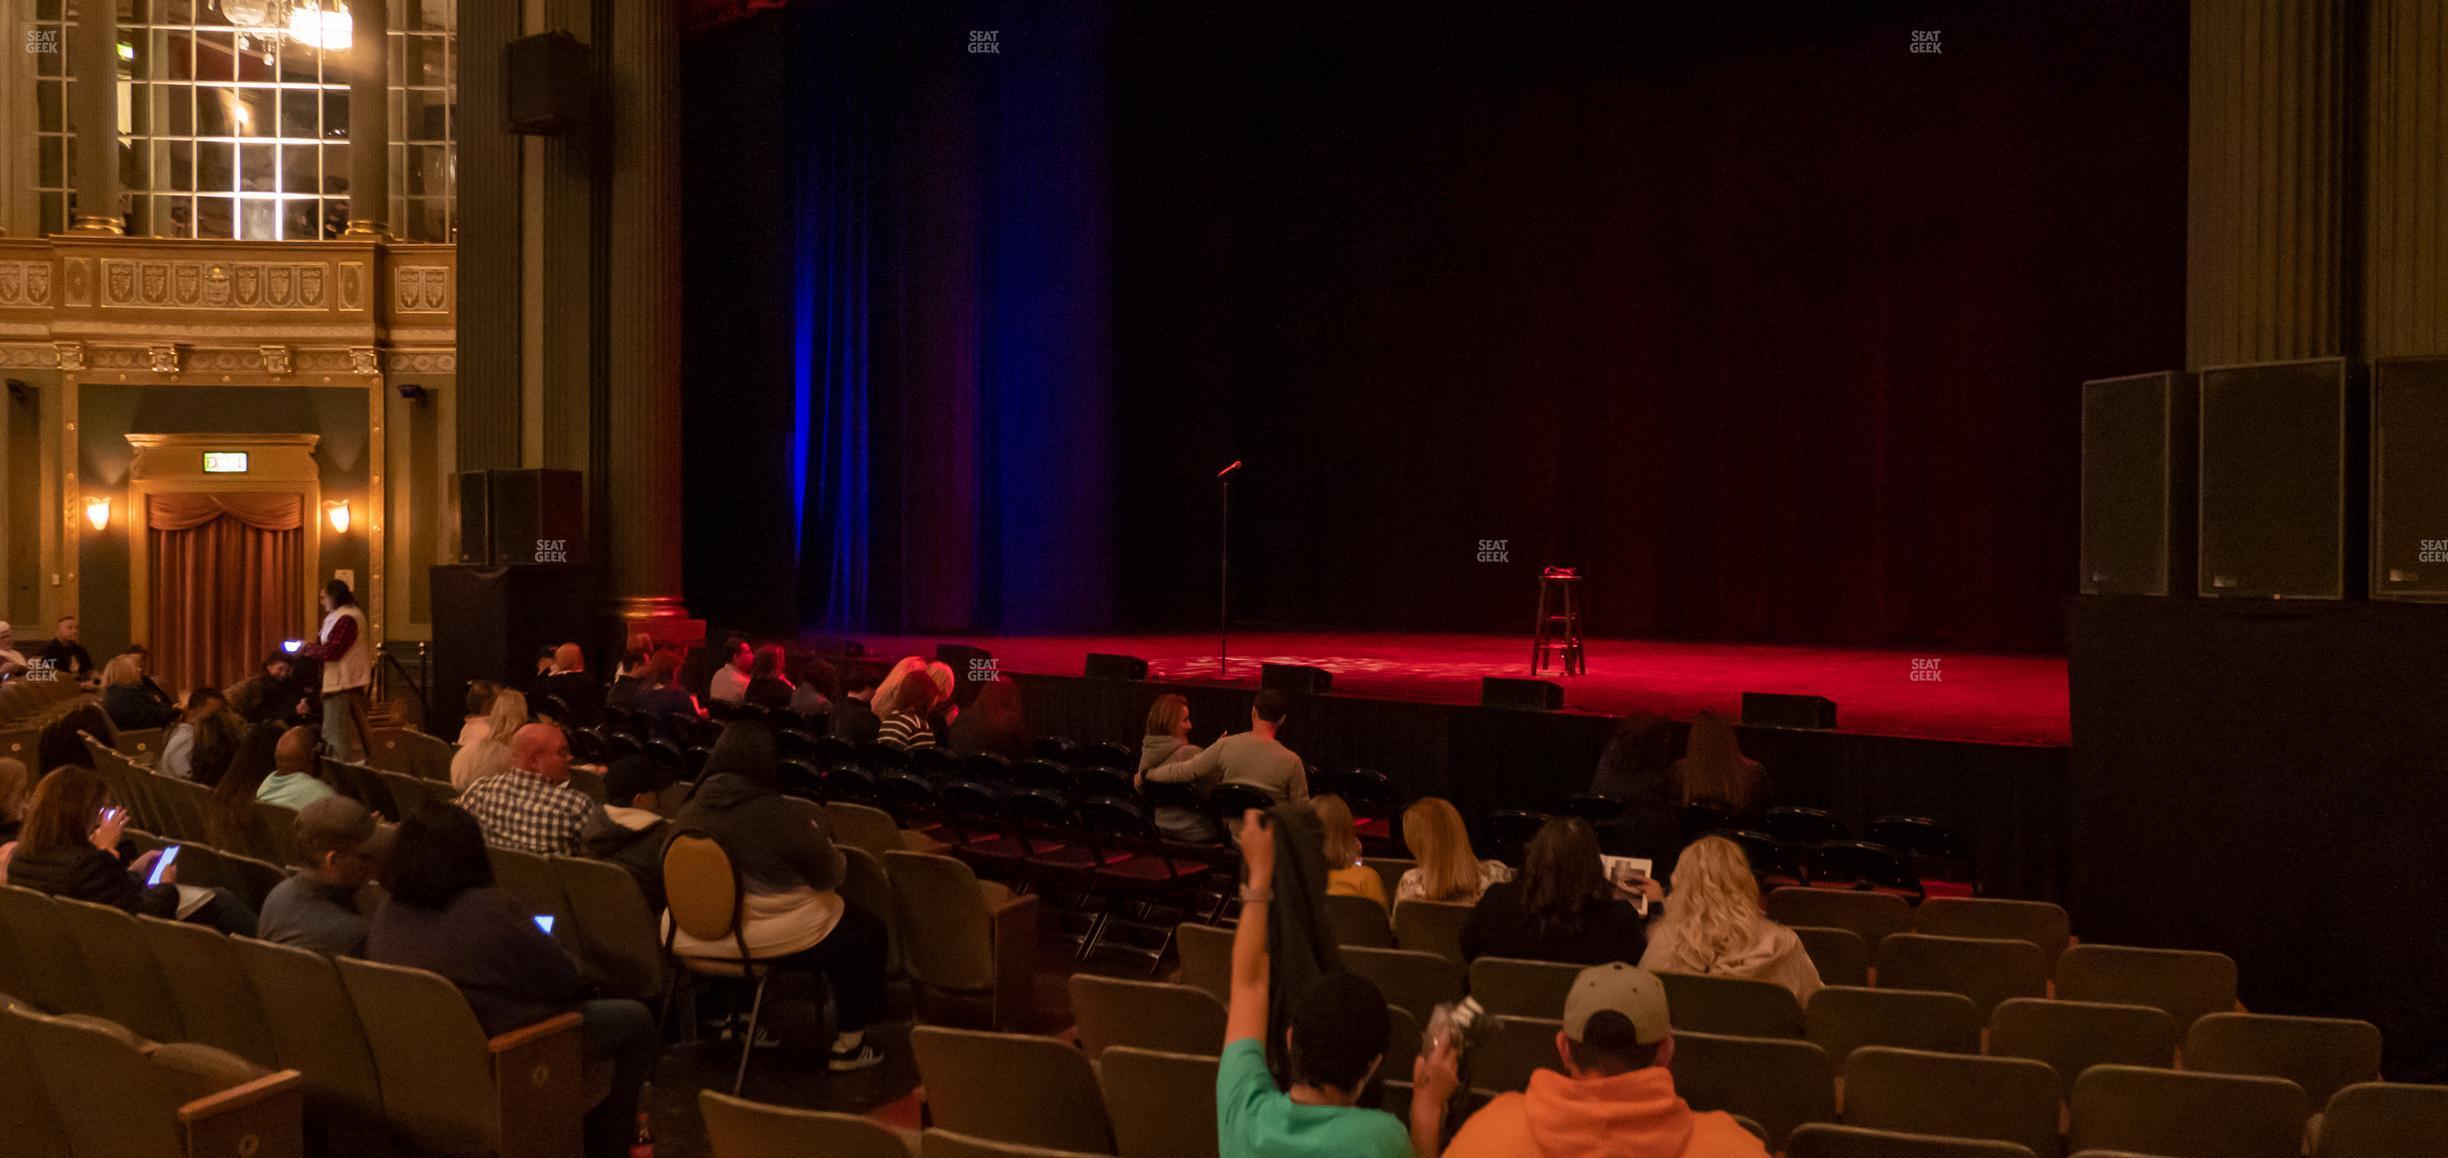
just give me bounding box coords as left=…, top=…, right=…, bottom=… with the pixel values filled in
left=233, top=935, right=384, bottom=1123
left=1384, top=1004, right=1422, bottom=1076
left=1467, top=956, right=1580, bottom=1019
left=138, top=914, right=281, bottom=1066
left=1668, top=1030, right=1836, bottom=1149
left=2054, top=944, right=2238, bottom=1033
left=369, top=727, right=455, bottom=782
left=0, top=884, right=99, bottom=1014
left=116, top=726, right=166, bottom=761
left=1322, top=892, right=1394, bottom=948
left=885, top=850, right=996, bottom=995
left=1362, top=856, right=1415, bottom=903
left=1876, top=933, right=2048, bottom=1017
left=1468, top=1014, right=1562, bottom=1094
left=251, top=801, right=301, bottom=864
left=1100, top=1046, right=1220, bottom=1158
left=822, top=801, right=909, bottom=860
left=921, top=1129, right=1106, bottom=1157
left=0, top=998, right=71, bottom=1158
left=697, top=1089, right=914, bottom=1158
left=1068, top=974, right=1225, bottom=1058
left=1791, top=925, right=1871, bottom=987
left=334, top=954, right=511, bottom=1154
left=1787, top=1123, right=2037, bottom=1158
left=1914, top=897, right=2072, bottom=972
left=180, top=844, right=287, bottom=910
left=53, top=896, right=186, bottom=1042
left=912, top=1025, right=1115, bottom=1154
left=1391, top=899, right=1473, bottom=966
left=10, top=1003, right=189, bottom=1157
left=1173, top=922, right=1233, bottom=1004
left=2069, top=1065, right=2308, bottom=1158
left=2184, top=1012, right=2382, bottom=1110
left=156, top=775, right=214, bottom=841
left=1766, top=887, right=1911, bottom=951
left=550, top=854, right=666, bottom=1000
left=1988, top=998, right=2179, bottom=1102
left=488, top=845, right=572, bottom=926
left=1805, top=985, right=1981, bottom=1064
left=2315, top=1081, right=2448, bottom=1158
left=836, top=846, right=905, bottom=980
left=322, top=757, right=401, bottom=819
left=1842, top=1046, right=2061, bottom=1158
left=378, top=768, right=456, bottom=820
left=1657, top=971, right=1806, bottom=1038
left=663, top=830, right=747, bottom=948
left=1339, top=945, right=1464, bottom=1019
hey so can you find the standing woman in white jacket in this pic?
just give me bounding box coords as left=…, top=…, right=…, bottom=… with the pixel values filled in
left=299, top=580, right=373, bottom=762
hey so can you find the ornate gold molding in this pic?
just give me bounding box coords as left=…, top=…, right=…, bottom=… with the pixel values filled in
left=0, top=236, right=454, bottom=353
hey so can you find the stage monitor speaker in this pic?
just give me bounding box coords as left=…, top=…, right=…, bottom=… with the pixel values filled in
left=503, top=32, right=591, bottom=135
left=1481, top=677, right=1563, bottom=711
left=1261, top=663, right=1333, bottom=695
left=429, top=564, right=602, bottom=736
left=1085, top=653, right=1149, bottom=680
left=2198, top=358, right=2361, bottom=599
left=935, top=643, right=994, bottom=707
left=801, top=637, right=866, bottom=657
left=2372, top=355, right=2448, bottom=601
left=1741, top=692, right=1837, bottom=730
left=2081, top=371, right=2197, bottom=595
left=486, top=469, right=586, bottom=566
left=454, top=470, right=492, bottom=565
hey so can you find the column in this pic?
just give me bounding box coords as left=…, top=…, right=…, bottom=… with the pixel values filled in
left=2365, top=0, right=2448, bottom=359
left=67, top=0, right=121, bottom=233
left=454, top=0, right=522, bottom=468
left=2186, top=0, right=2345, bottom=368
left=343, top=0, right=391, bottom=237
left=603, top=0, right=695, bottom=643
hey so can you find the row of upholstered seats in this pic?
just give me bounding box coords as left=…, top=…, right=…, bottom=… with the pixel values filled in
left=0, top=882, right=599, bottom=1156
left=0, top=989, right=307, bottom=1158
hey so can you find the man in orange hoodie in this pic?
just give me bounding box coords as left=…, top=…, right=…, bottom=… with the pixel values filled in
left=1440, top=963, right=1769, bottom=1158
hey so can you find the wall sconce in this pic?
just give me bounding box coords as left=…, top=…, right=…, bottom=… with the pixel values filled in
left=84, top=497, right=109, bottom=532
left=326, top=500, right=352, bottom=535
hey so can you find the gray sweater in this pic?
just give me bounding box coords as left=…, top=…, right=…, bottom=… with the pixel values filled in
left=1143, top=730, right=1309, bottom=803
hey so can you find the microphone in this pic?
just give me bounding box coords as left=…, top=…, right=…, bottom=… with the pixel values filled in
left=1217, top=460, right=1243, bottom=479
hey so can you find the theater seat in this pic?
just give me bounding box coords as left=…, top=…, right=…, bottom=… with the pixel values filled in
left=913, top=1026, right=1113, bottom=1154
left=698, top=1089, right=912, bottom=1158
left=1100, top=1047, right=1221, bottom=1158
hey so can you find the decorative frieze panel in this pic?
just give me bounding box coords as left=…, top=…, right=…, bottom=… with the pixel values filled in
left=0, top=262, right=55, bottom=307
left=101, top=258, right=336, bottom=311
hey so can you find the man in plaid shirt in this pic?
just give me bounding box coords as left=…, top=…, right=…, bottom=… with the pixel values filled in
left=459, top=722, right=603, bottom=856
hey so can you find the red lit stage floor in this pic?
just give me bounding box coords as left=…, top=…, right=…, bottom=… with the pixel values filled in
left=851, top=632, right=2070, bottom=747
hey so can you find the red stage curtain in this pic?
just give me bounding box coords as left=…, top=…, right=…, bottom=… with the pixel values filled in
left=147, top=493, right=304, bottom=699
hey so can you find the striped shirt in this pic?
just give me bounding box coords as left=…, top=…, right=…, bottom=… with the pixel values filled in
left=875, top=710, right=937, bottom=751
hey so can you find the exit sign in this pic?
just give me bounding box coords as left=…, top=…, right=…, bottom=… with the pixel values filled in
left=202, top=451, right=250, bottom=473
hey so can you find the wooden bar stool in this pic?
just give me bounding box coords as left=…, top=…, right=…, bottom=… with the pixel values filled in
left=1531, top=566, right=1584, bottom=675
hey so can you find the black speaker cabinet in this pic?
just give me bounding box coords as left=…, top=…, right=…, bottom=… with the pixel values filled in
left=2081, top=371, right=2197, bottom=596
left=1260, top=663, right=1333, bottom=695
left=2198, top=358, right=2360, bottom=599
left=935, top=643, right=994, bottom=707
left=1481, top=677, right=1563, bottom=711
left=2372, top=356, right=2448, bottom=601
left=1085, top=652, right=1150, bottom=680
left=503, top=32, right=591, bottom=135
left=454, top=470, right=492, bottom=565
left=486, top=469, right=586, bottom=566
left=1741, top=692, right=1837, bottom=730
left=428, top=564, right=602, bottom=735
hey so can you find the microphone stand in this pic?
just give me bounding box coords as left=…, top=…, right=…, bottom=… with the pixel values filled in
left=1217, top=460, right=1241, bottom=678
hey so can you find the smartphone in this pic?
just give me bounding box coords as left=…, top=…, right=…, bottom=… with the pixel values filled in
left=99, top=806, right=125, bottom=828
left=281, top=639, right=304, bottom=653
left=532, top=915, right=555, bottom=935
left=148, top=845, right=181, bottom=887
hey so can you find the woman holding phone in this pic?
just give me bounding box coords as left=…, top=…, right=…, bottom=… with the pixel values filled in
left=7, top=766, right=256, bottom=935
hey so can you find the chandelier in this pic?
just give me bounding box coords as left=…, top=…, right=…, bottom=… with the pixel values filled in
left=216, top=0, right=354, bottom=53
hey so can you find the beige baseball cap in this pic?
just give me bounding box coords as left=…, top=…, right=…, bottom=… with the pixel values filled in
left=1563, top=962, right=1672, bottom=1045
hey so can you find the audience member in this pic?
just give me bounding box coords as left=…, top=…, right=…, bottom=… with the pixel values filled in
left=458, top=723, right=602, bottom=856
left=121, top=644, right=176, bottom=707
left=226, top=653, right=310, bottom=727
left=1589, top=714, right=1684, bottom=872
left=604, top=652, right=647, bottom=711
left=0, top=757, right=31, bottom=844
left=531, top=643, right=601, bottom=727
left=946, top=675, right=1028, bottom=760
left=1439, top=963, right=1768, bottom=1158
left=1460, top=818, right=1649, bottom=965
left=1639, top=836, right=1822, bottom=1002
left=298, top=579, right=374, bottom=761
left=101, top=652, right=179, bottom=730
left=1136, top=694, right=1213, bottom=841
left=670, top=721, right=888, bottom=1069
left=368, top=805, right=657, bottom=1158
left=785, top=654, right=836, bottom=716
left=1397, top=798, right=1510, bottom=903
left=708, top=637, right=753, bottom=705
left=256, top=726, right=337, bottom=810
left=451, top=687, right=527, bottom=790
left=0, top=622, right=27, bottom=678
left=161, top=688, right=242, bottom=782
left=208, top=723, right=285, bottom=850
left=36, top=700, right=114, bottom=773
left=1312, top=795, right=1386, bottom=908
left=577, top=756, right=674, bottom=907
left=742, top=644, right=795, bottom=710
left=34, top=616, right=95, bottom=685
left=10, top=765, right=256, bottom=934
left=1672, top=712, right=1765, bottom=823
left=1217, top=809, right=1445, bottom=1158
left=1144, top=690, right=1309, bottom=804
left=874, top=660, right=943, bottom=751
left=828, top=667, right=881, bottom=744
left=459, top=680, right=503, bottom=746
left=925, top=661, right=960, bottom=730
left=631, top=649, right=703, bottom=720
left=259, top=795, right=392, bottom=956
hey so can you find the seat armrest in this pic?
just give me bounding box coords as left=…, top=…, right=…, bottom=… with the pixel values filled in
left=178, top=1068, right=305, bottom=1158
left=488, top=1012, right=588, bottom=1158
left=988, top=892, right=1040, bottom=1030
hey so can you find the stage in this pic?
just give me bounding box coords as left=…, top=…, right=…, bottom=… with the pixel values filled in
left=851, top=632, right=2070, bottom=746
